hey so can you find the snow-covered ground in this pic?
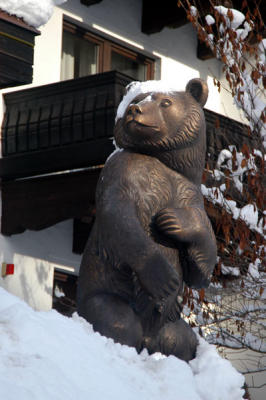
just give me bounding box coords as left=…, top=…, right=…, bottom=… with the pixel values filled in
left=0, top=287, right=245, bottom=400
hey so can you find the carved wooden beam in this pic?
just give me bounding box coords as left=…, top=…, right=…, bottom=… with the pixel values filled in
left=197, top=39, right=214, bottom=60
left=141, top=0, right=265, bottom=52
left=1, top=169, right=100, bottom=235
left=141, top=0, right=188, bottom=34
left=80, top=0, right=103, bottom=6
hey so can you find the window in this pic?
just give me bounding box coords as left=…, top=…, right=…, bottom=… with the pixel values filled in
left=61, top=21, right=154, bottom=81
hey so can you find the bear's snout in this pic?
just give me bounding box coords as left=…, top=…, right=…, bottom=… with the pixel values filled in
left=128, top=104, right=142, bottom=117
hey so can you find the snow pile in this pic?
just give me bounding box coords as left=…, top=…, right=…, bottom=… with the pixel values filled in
left=190, top=6, right=197, bottom=17
left=0, top=0, right=67, bottom=28
left=116, top=80, right=181, bottom=121
left=0, top=287, right=245, bottom=400
left=215, top=6, right=245, bottom=32
left=205, top=14, right=215, bottom=26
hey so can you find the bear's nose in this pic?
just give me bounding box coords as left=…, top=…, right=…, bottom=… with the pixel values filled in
left=128, top=104, right=142, bottom=116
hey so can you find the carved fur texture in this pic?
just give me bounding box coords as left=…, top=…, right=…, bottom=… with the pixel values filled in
left=77, top=78, right=217, bottom=362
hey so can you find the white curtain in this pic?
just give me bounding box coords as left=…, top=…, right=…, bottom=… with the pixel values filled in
left=79, top=40, right=98, bottom=77
left=61, top=31, right=75, bottom=80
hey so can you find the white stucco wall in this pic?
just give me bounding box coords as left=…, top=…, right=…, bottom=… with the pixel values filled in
left=0, top=192, right=81, bottom=310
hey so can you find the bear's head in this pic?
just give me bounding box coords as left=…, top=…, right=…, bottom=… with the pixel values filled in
left=114, top=78, right=208, bottom=185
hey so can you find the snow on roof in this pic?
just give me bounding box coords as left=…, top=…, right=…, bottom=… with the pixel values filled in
left=116, top=80, right=183, bottom=121
left=0, top=0, right=67, bottom=28
left=0, top=287, right=245, bottom=400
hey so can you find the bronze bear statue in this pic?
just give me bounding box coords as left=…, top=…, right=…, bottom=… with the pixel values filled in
left=77, top=78, right=217, bottom=362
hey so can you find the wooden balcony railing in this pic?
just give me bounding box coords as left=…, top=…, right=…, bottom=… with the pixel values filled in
left=0, top=70, right=256, bottom=236
left=0, top=69, right=253, bottom=183
left=0, top=71, right=132, bottom=179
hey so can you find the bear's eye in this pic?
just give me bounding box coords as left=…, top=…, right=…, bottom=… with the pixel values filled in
left=160, top=99, right=172, bottom=108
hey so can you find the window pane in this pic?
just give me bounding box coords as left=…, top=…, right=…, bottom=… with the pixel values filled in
left=61, top=30, right=99, bottom=80
left=78, top=39, right=99, bottom=77
left=61, top=31, right=75, bottom=80
left=111, top=51, right=147, bottom=81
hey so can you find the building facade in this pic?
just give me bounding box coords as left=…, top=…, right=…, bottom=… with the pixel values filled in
left=0, top=0, right=246, bottom=309
left=1, top=1, right=265, bottom=399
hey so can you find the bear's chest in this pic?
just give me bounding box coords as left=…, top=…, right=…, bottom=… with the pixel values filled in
left=119, top=154, right=186, bottom=231
left=99, top=151, right=199, bottom=232
left=134, top=166, right=171, bottom=202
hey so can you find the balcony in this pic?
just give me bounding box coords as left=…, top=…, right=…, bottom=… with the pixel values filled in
left=0, top=71, right=132, bottom=180
left=0, top=71, right=254, bottom=237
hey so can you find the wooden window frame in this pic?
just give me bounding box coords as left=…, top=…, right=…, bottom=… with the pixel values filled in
left=62, top=20, right=155, bottom=80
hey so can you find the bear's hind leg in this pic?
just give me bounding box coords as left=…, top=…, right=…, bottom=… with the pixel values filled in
left=81, top=293, right=143, bottom=351
left=144, top=319, right=197, bottom=362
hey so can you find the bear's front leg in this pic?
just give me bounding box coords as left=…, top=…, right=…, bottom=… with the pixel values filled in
left=144, top=318, right=197, bottom=362
left=98, top=195, right=181, bottom=315
left=155, top=207, right=217, bottom=288
left=133, top=252, right=181, bottom=313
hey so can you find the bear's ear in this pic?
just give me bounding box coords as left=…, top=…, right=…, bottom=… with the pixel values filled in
left=185, top=78, right=208, bottom=107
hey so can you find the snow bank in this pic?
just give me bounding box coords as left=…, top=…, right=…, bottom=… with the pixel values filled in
left=0, top=0, right=67, bottom=28
left=0, top=288, right=245, bottom=400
